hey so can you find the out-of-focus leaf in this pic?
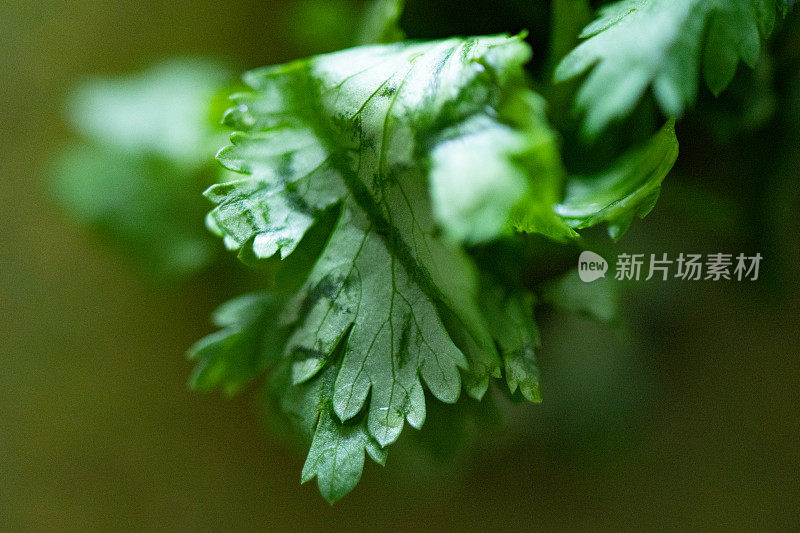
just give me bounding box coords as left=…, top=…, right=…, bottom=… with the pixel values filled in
left=68, top=59, right=231, bottom=169
left=556, top=121, right=679, bottom=240
left=52, top=146, right=218, bottom=278
left=55, top=59, right=234, bottom=279
left=555, top=0, right=790, bottom=136
left=481, top=284, right=542, bottom=402
left=357, top=0, right=406, bottom=44
left=541, top=268, right=619, bottom=323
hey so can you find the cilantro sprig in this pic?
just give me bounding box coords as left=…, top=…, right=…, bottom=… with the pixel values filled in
left=192, top=33, right=682, bottom=501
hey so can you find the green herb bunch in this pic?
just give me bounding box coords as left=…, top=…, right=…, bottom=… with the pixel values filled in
left=56, top=0, right=796, bottom=502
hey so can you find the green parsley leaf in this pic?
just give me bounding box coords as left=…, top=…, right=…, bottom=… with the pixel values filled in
left=192, top=296, right=389, bottom=504
left=197, top=34, right=573, bottom=501
left=212, top=34, right=574, bottom=247
left=480, top=283, right=542, bottom=403
left=555, top=0, right=789, bottom=136
left=188, top=293, right=284, bottom=395
left=556, top=121, right=679, bottom=240
left=429, top=87, right=577, bottom=243
left=299, top=365, right=388, bottom=503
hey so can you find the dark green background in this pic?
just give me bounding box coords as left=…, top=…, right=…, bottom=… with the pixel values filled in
left=1, top=1, right=798, bottom=530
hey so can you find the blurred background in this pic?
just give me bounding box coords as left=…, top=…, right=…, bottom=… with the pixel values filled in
left=1, top=1, right=798, bottom=530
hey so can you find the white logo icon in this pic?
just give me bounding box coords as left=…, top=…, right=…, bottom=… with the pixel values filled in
left=578, top=251, right=608, bottom=282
